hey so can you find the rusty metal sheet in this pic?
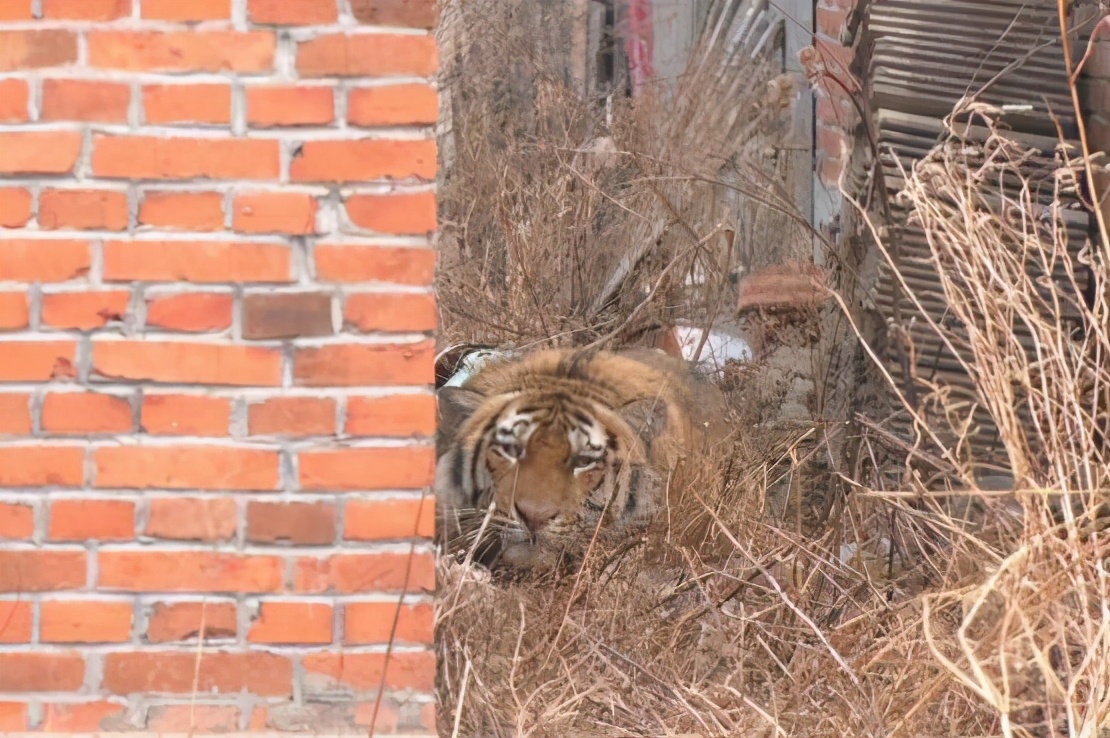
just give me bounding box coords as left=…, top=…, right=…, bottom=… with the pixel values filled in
left=855, top=1, right=1093, bottom=468
left=867, top=0, right=1080, bottom=136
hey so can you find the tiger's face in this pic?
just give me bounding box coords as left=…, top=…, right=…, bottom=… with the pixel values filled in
left=437, top=389, right=667, bottom=569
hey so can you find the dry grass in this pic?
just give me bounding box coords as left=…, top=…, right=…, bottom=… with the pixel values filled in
left=433, top=1, right=1110, bottom=736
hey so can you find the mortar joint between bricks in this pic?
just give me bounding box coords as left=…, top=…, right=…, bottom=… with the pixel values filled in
left=31, top=496, right=45, bottom=545
left=230, top=396, right=248, bottom=438
left=234, top=495, right=248, bottom=551
left=232, top=83, right=247, bottom=137
left=27, top=284, right=42, bottom=331
left=128, top=80, right=142, bottom=129
left=335, top=82, right=349, bottom=129
left=337, top=0, right=355, bottom=25
left=275, top=30, right=297, bottom=80
left=134, top=496, right=151, bottom=543
left=86, top=539, right=99, bottom=590
left=27, top=77, right=41, bottom=121
left=77, top=128, right=93, bottom=181
left=231, top=0, right=249, bottom=30
left=75, top=335, right=92, bottom=385
left=280, top=448, right=297, bottom=494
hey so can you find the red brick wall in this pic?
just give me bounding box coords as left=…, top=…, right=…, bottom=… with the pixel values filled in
left=0, top=0, right=438, bottom=734
left=811, top=0, right=859, bottom=192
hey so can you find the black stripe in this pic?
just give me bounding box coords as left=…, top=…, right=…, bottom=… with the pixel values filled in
left=625, top=467, right=641, bottom=515
left=570, top=410, right=593, bottom=427
left=449, top=447, right=466, bottom=496
left=468, top=437, right=487, bottom=506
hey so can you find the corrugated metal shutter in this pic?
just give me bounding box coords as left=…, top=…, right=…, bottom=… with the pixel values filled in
left=860, top=0, right=1094, bottom=469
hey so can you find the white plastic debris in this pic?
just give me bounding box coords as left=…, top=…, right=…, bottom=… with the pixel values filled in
left=669, top=323, right=752, bottom=377
left=443, top=349, right=512, bottom=387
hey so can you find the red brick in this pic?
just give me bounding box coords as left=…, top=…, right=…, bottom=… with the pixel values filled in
left=141, top=394, right=231, bottom=436
left=290, top=139, right=435, bottom=182
left=294, top=340, right=434, bottom=386
left=40, top=600, right=133, bottom=642
left=142, top=0, right=230, bottom=20
left=0, top=30, right=78, bottom=71
left=246, top=500, right=336, bottom=544
left=293, top=551, right=434, bottom=593
left=246, top=86, right=334, bottom=127
left=145, top=600, right=238, bottom=642
left=0, top=187, right=32, bottom=227
left=146, top=292, right=233, bottom=332
left=0, top=79, right=28, bottom=121
left=0, top=653, right=85, bottom=691
left=817, top=4, right=851, bottom=38
left=88, top=31, right=274, bottom=72
left=0, top=394, right=31, bottom=434
left=95, top=446, right=280, bottom=490
left=93, top=135, right=280, bottom=180
left=0, top=501, right=34, bottom=538
left=0, top=239, right=90, bottom=282
left=301, top=651, right=434, bottom=691
left=41, top=290, right=130, bottom=330
left=41, top=79, right=130, bottom=123
left=299, top=447, right=433, bottom=490
left=0, top=601, right=33, bottom=642
left=0, top=702, right=23, bottom=732
left=345, top=394, right=434, bottom=437
left=0, top=291, right=29, bottom=331
left=43, top=0, right=129, bottom=19
left=350, top=0, right=435, bottom=28
left=0, top=550, right=86, bottom=592
left=147, top=704, right=240, bottom=733
left=99, top=551, right=283, bottom=593
left=48, top=500, right=135, bottom=541
left=315, top=245, right=434, bottom=285
left=145, top=498, right=237, bottom=541
left=42, top=392, right=133, bottom=433
left=345, top=293, right=436, bottom=333
left=139, top=191, right=225, bottom=231
left=297, top=34, right=435, bottom=77
left=93, top=341, right=282, bottom=386
left=233, top=192, right=317, bottom=234
left=143, top=83, right=231, bottom=125
left=0, top=0, right=32, bottom=19
left=344, top=601, right=433, bottom=644
left=103, top=240, right=291, bottom=283
left=0, top=446, right=83, bottom=487
left=0, top=131, right=82, bottom=174
left=248, top=397, right=336, bottom=435
left=103, top=652, right=291, bottom=696
left=345, top=496, right=434, bottom=539
left=39, top=189, right=129, bottom=231
left=355, top=700, right=436, bottom=733
left=345, top=192, right=435, bottom=234
left=38, top=295, right=115, bottom=335
left=40, top=702, right=126, bottom=733
left=0, top=341, right=77, bottom=381
left=242, top=292, right=333, bottom=339
left=248, top=601, right=333, bottom=644
left=249, top=0, right=337, bottom=24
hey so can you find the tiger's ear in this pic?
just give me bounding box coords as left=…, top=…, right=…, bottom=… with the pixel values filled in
left=436, top=387, right=485, bottom=455
left=617, top=398, right=669, bottom=447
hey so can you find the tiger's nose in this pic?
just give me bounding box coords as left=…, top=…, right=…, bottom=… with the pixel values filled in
left=514, top=500, right=558, bottom=532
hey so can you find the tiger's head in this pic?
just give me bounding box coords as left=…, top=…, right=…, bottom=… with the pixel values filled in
left=436, top=378, right=673, bottom=570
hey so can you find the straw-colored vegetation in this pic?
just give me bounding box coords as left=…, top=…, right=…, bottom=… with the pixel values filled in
left=433, top=1, right=1110, bottom=736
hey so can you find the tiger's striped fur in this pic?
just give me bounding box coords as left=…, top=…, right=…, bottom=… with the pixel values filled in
left=436, top=348, right=728, bottom=570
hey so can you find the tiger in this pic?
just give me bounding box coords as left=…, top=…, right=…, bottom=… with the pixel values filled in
left=435, top=347, right=730, bottom=570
